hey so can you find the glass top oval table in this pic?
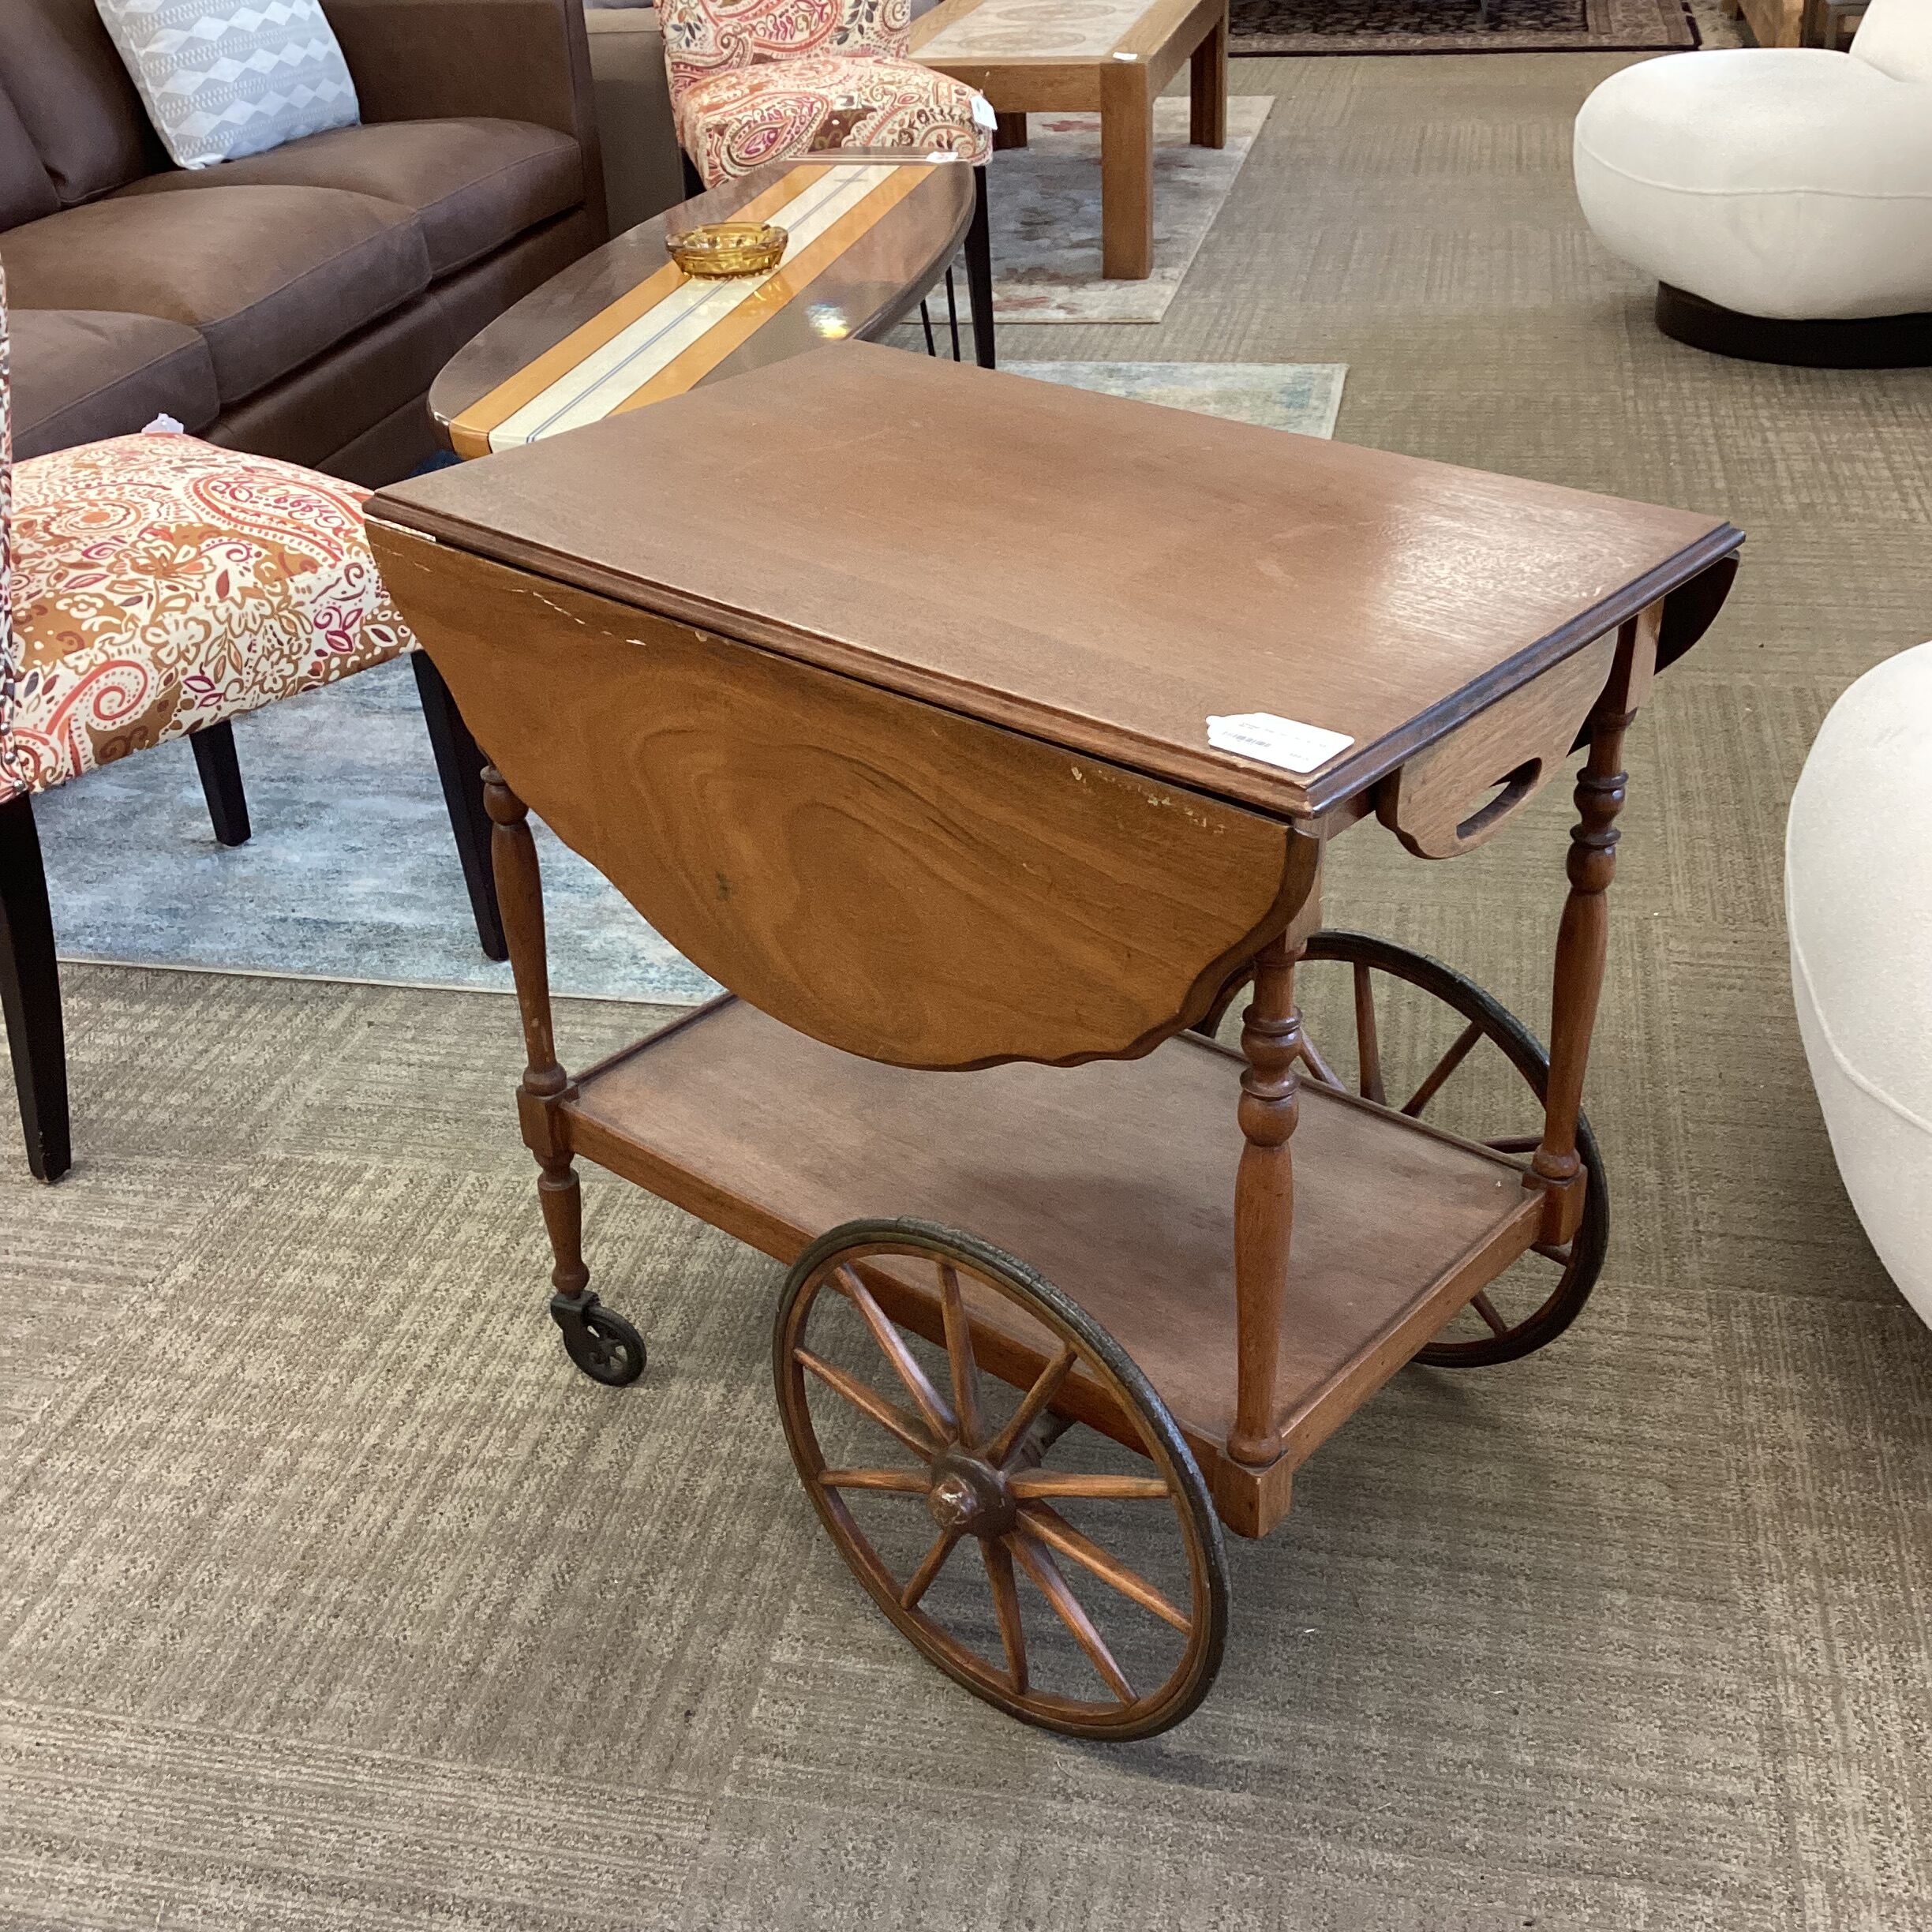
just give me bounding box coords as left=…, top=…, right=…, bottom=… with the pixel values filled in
left=430, top=153, right=975, bottom=460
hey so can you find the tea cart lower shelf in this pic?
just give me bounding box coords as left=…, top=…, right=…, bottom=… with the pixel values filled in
left=561, top=995, right=1544, bottom=1538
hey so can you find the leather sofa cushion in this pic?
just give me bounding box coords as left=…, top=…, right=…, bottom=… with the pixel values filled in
left=114, top=118, right=585, bottom=279
left=6, top=309, right=220, bottom=458
left=0, top=185, right=431, bottom=403
left=0, top=80, right=58, bottom=230
left=0, top=0, right=168, bottom=206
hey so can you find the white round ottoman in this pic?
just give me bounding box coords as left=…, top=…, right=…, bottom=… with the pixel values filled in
left=1573, top=0, right=1932, bottom=365
left=1787, top=641, right=1932, bottom=1328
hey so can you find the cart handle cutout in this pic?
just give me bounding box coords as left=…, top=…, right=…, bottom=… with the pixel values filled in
left=1458, top=757, right=1543, bottom=844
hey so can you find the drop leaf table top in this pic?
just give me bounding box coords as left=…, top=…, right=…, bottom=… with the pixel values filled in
left=373, top=340, right=1741, bottom=826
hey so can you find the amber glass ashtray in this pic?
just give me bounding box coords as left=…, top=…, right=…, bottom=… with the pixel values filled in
left=669, top=222, right=788, bottom=278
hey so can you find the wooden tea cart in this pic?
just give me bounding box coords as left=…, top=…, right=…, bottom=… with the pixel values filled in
left=368, top=345, right=1741, bottom=1740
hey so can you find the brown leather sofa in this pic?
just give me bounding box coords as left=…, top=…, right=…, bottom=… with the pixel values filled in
left=0, top=0, right=608, bottom=484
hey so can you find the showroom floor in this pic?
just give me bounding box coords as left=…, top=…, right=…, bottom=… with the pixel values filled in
left=4, top=53, right=1930, bottom=1932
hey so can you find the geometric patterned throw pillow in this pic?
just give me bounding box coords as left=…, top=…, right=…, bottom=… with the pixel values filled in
left=94, top=0, right=360, bottom=170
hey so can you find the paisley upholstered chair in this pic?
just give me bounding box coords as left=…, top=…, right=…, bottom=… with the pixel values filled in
left=659, top=0, right=998, bottom=365
left=0, top=268, right=499, bottom=1182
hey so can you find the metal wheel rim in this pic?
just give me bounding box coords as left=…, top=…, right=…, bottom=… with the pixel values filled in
left=773, top=1218, right=1229, bottom=1741
left=1204, top=930, right=1610, bottom=1368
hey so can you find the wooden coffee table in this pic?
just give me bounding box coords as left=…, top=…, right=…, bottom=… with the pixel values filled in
left=432, top=155, right=975, bottom=459
left=912, top=0, right=1227, bottom=281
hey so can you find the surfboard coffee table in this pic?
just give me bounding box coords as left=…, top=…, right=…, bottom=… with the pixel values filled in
left=912, top=0, right=1228, bottom=280
left=432, top=155, right=977, bottom=459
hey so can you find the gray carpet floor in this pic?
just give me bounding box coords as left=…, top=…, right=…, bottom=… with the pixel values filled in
left=5, top=51, right=1931, bottom=1931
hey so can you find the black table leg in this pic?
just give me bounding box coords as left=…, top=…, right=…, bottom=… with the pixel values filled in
left=413, top=650, right=507, bottom=961
left=189, top=720, right=251, bottom=847
left=966, top=165, right=996, bottom=370
left=0, top=792, right=70, bottom=1182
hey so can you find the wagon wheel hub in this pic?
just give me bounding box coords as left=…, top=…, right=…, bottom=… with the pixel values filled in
left=777, top=1226, right=1230, bottom=1739
left=925, top=1451, right=1015, bottom=1538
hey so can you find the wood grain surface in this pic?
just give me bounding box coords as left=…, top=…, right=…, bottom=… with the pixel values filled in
left=373, top=530, right=1320, bottom=1070
left=1376, top=627, right=1619, bottom=858
left=373, top=343, right=1743, bottom=822
left=561, top=998, right=1544, bottom=1537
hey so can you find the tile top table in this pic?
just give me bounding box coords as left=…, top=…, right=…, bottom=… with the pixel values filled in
left=912, top=0, right=1228, bottom=279
left=431, top=155, right=972, bottom=459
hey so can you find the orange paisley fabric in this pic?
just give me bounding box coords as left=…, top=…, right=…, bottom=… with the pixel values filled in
left=679, top=54, right=991, bottom=184
left=660, top=0, right=911, bottom=105
left=0, top=271, right=17, bottom=799
left=1, top=262, right=412, bottom=803
left=660, top=0, right=990, bottom=185
left=2, top=434, right=412, bottom=800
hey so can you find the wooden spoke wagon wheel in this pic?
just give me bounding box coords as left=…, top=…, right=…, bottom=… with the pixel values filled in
left=1197, top=930, right=1610, bottom=1368
left=774, top=1220, right=1229, bottom=1740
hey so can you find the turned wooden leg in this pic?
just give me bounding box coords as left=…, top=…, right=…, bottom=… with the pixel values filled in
left=536, top=1148, right=590, bottom=1299
left=1191, top=9, right=1228, bottom=149
left=1531, top=723, right=1627, bottom=1239
left=483, top=766, right=577, bottom=1275
left=1230, top=929, right=1305, bottom=1467
left=483, top=766, right=646, bottom=1384
left=1100, top=58, right=1155, bottom=282
left=1532, top=607, right=1657, bottom=1245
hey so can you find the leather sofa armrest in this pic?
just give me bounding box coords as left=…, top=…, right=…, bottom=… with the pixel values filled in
left=586, top=10, right=687, bottom=234
left=322, top=0, right=607, bottom=237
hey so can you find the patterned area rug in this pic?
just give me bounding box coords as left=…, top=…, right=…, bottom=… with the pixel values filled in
left=1014, top=360, right=1346, bottom=435
left=990, top=97, right=1274, bottom=322
left=1229, top=0, right=1696, bottom=53
left=32, top=358, right=1342, bottom=1005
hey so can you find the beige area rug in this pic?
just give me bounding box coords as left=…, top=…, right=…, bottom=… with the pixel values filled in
left=1016, top=358, right=1346, bottom=433
left=990, top=96, right=1274, bottom=321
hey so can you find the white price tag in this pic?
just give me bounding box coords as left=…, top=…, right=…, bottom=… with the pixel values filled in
left=1206, top=713, right=1354, bottom=774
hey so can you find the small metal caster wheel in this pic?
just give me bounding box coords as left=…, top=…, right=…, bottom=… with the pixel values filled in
left=550, top=1290, right=646, bottom=1386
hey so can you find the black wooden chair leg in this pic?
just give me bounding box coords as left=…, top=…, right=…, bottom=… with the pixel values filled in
left=412, top=650, right=507, bottom=961
left=189, top=720, right=251, bottom=846
left=0, top=792, right=71, bottom=1183
left=966, top=165, right=996, bottom=370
